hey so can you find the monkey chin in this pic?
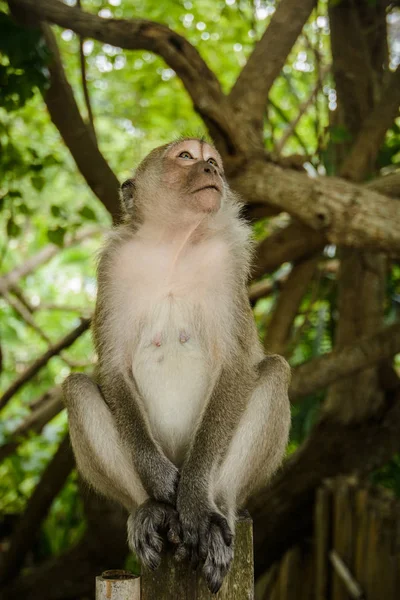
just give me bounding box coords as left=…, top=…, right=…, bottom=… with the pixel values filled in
left=193, top=188, right=222, bottom=214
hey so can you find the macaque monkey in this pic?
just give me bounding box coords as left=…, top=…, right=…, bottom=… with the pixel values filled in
left=63, top=138, right=290, bottom=594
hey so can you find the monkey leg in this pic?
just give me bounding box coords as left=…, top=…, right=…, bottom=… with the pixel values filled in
left=63, top=373, right=180, bottom=568
left=214, top=355, right=290, bottom=511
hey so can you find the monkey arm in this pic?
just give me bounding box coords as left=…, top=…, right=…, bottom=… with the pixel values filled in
left=100, top=372, right=179, bottom=505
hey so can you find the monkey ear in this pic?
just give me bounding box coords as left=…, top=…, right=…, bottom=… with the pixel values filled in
left=120, top=178, right=136, bottom=214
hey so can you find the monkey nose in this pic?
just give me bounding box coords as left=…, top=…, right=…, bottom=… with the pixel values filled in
left=203, top=165, right=216, bottom=175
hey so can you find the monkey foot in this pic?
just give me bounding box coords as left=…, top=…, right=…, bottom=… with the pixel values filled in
left=127, top=500, right=181, bottom=571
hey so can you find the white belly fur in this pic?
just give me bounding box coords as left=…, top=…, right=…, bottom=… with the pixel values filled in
left=132, top=298, right=211, bottom=465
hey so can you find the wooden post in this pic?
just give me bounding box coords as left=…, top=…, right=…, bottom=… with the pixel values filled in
left=141, top=516, right=254, bottom=600
left=96, top=518, right=253, bottom=599
left=96, top=569, right=141, bottom=600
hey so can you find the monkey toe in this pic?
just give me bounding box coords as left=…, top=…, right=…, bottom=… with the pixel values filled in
left=202, top=521, right=234, bottom=594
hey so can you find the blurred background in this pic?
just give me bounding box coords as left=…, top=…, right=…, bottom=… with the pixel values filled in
left=0, top=0, right=399, bottom=598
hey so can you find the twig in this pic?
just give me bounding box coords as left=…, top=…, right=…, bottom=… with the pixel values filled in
left=0, top=227, right=101, bottom=294
left=76, top=0, right=96, bottom=140
left=275, top=66, right=329, bottom=155
left=268, top=98, right=309, bottom=155
left=0, top=287, right=52, bottom=344
left=0, top=386, right=64, bottom=463
left=0, top=318, right=91, bottom=410
left=329, top=550, right=365, bottom=599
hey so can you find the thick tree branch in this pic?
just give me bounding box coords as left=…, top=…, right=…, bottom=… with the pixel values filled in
left=340, top=65, right=400, bottom=182
left=41, top=24, right=121, bottom=222
left=232, top=162, right=400, bottom=254
left=253, top=221, right=326, bottom=279
left=265, top=256, right=319, bottom=354
left=0, top=435, right=74, bottom=585
left=229, top=0, right=316, bottom=138
left=366, top=171, right=400, bottom=199
left=10, top=0, right=244, bottom=155
left=249, top=272, right=288, bottom=303
left=290, top=322, right=400, bottom=401
left=0, top=319, right=91, bottom=410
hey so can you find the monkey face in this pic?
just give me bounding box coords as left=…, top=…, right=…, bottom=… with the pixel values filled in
left=160, top=139, right=225, bottom=215
left=121, top=139, right=227, bottom=223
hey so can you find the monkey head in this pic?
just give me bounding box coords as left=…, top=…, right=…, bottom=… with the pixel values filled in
left=120, top=138, right=227, bottom=224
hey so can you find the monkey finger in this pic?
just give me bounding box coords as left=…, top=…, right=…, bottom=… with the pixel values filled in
left=198, top=522, right=210, bottom=561
left=210, top=512, right=233, bottom=547
left=174, top=543, right=188, bottom=562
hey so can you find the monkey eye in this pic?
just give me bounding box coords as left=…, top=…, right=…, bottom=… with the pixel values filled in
left=207, top=157, right=218, bottom=167
left=178, top=151, right=193, bottom=160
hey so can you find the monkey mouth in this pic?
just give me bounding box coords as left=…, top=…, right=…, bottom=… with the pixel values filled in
left=193, top=184, right=221, bottom=193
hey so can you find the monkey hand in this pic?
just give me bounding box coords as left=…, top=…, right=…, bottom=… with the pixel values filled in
left=176, top=484, right=234, bottom=594
left=127, top=500, right=181, bottom=571
left=137, top=449, right=179, bottom=506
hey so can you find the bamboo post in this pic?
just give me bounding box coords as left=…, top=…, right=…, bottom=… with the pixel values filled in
left=141, top=516, right=254, bottom=600
left=96, top=570, right=141, bottom=600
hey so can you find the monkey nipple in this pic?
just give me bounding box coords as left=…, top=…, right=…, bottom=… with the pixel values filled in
left=152, top=332, right=162, bottom=347
left=179, top=330, right=190, bottom=344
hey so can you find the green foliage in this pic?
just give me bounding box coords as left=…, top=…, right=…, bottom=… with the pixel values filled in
left=0, top=10, right=50, bottom=111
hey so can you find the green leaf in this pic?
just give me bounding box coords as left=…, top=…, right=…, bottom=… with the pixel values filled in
left=47, top=226, right=66, bottom=247
left=6, top=217, right=21, bottom=237
left=31, top=174, right=46, bottom=191
left=79, top=206, right=97, bottom=221
left=51, top=205, right=62, bottom=217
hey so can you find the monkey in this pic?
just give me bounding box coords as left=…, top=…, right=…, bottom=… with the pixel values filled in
left=62, top=138, right=291, bottom=594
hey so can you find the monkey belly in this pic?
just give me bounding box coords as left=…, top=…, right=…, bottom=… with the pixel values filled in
left=132, top=325, right=211, bottom=466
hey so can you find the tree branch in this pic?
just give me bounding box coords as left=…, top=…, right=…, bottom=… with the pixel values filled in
left=41, top=24, right=121, bottom=222
left=366, top=171, right=400, bottom=199
left=76, top=0, right=96, bottom=140
left=289, top=322, right=400, bottom=401
left=253, top=221, right=326, bottom=279
left=340, top=65, right=400, bottom=182
left=0, top=319, right=91, bottom=410
left=265, top=255, right=319, bottom=354
left=0, top=435, right=75, bottom=585
left=10, top=0, right=244, bottom=156
left=229, top=0, right=316, bottom=137
left=275, top=65, right=329, bottom=155
left=232, top=161, right=400, bottom=254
